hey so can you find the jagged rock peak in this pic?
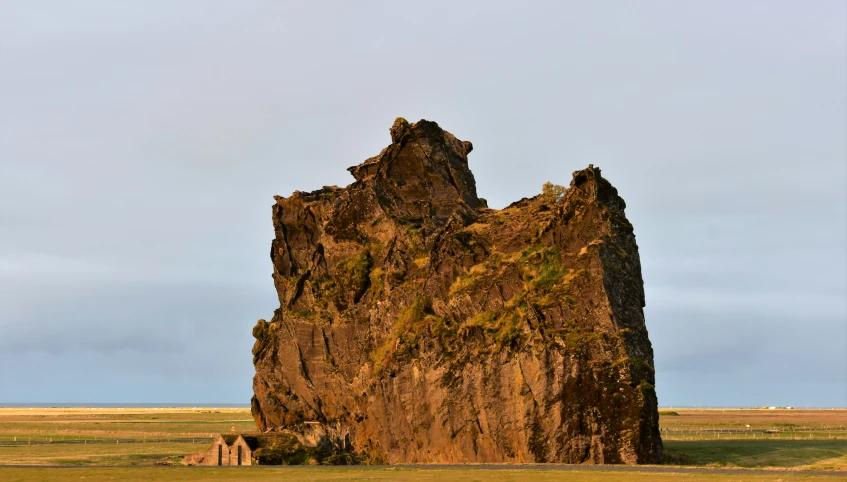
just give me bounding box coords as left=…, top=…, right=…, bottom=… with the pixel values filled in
left=345, top=118, right=483, bottom=228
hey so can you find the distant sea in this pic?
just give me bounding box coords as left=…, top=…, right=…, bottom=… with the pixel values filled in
left=0, top=403, right=250, bottom=408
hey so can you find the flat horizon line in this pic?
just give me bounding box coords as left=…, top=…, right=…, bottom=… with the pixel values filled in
left=0, top=403, right=250, bottom=408
left=0, top=403, right=844, bottom=409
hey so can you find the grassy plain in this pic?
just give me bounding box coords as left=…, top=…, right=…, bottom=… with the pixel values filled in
left=0, top=467, right=841, bottom=482
left=660, top=409, right=847, bottom=471
left=0, top=407, right=250, bottom=466
left=0, top=407, right=845, bottom=480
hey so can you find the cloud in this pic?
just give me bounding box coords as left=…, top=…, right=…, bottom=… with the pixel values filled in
left=0, top=278, right=270, bottom=354
left=0, top=0, right=844, bottom=405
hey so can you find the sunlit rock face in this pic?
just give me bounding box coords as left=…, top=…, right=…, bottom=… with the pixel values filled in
left=251, top=118, right=662, bottom=464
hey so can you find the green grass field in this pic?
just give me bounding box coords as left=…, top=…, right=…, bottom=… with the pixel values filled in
left=659, top=409, right=847, bottom=470
left=665, top=440, right=847, bottom=470
left=0, top=467, right=842, bottom=482
left=0, top=407, right=845, bottom=480
left=0, top=407, right=246, bottom=466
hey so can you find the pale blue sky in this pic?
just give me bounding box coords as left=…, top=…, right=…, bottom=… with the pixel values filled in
left=1, top=0, right=845, bottom=406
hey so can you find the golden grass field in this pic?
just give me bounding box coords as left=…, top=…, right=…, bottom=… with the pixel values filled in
left=0, top=407, right=844, bottom=481
left=0, top=467, right=843, bottom=482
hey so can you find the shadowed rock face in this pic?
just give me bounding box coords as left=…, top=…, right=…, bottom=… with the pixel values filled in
left=251, top=118, right=663, bottom=464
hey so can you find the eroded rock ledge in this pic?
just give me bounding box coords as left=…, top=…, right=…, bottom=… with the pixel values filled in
left=251, top=118, right=662, bottom=464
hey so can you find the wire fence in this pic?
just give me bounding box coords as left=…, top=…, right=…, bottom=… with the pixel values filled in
left=1, top=428, right=218, bottom=437
left=660, top=425, right=847, bottom=441
left=663, top=425, right=847, bottom=434
left=0, top=436, right=214, bottom=447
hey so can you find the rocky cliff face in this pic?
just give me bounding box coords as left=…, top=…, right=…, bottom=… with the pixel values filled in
left=251, top=118, right=662, bottom=464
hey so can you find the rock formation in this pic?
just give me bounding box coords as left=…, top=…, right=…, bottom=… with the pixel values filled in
left=251, top=118, right=662, bottom=464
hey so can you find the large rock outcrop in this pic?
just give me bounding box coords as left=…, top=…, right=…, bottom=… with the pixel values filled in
left=251, top=118, right=662, bottom=464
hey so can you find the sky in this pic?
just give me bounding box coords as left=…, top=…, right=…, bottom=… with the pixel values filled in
left=0, top=0, right=845, bottom=407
